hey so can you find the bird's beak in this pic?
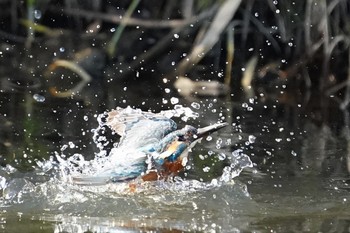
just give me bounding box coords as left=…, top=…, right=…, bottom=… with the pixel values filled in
left=196, top=122, right=228, bottom=139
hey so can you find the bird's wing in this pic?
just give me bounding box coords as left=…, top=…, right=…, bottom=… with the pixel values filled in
left=106, top=107, right=177, bottom=149
left=72, top=149, right=147, bottom=185
left=72, top=172, right=138, bottom=185
left=74, top=107, right=177, bottom=185
left=72, top=168, right=142, bottom=185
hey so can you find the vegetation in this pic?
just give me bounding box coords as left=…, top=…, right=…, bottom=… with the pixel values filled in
left=0, top=1, right=349, bottom=101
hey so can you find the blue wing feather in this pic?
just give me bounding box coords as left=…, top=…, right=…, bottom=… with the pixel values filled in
left=71, top=107, right=177, bottom=184
left=72, top=107, right=181, bottom=184
left=106, top=107, right=177, bottom=149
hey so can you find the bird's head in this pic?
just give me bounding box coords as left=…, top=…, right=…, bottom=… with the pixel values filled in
left=154, top=122, right=228, bottom=164
left=179, top=122, right=228, bottom=143
left=177, top=125, right=198, bottom=143
left=154, top=122, right=228, bottom=170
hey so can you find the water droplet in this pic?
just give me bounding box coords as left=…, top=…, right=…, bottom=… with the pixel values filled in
left=291, top=150, right=297, bottom=156
left=60, top=145, right=68, bottom=151
left=206, top=136, right=212, bottom=141
left=181, top=157, right=188, bottom=166
left=59, top=47, right=65, bottom=52
left=68, top=141, right=75, bottom=148
left=83, top=116, right=88, bottom=121
left=275, top=138, right=282, bottom=142
left=34, top=10, right=42, bottom=19
left=191, top=102, right=200, bottom=109
left=203, top=166, right=210, bottom=172
left=211, top=179, right=218, bottom=187
left=248, top=135, right=256, bottom=144
left=33, top=94, right=45, bottom=102
left=164, top=88, right=171, bottom=93
left=215, top=138, right=223, bottom=149
left=0, top=176, right=6, bottom=190
left=181, top=116, right=189, bottom=122
left=218, top=153, right=226, bottom=160
left=174, top=34, right=179, bottom=39
left=170, top=97, right=179, bottom=104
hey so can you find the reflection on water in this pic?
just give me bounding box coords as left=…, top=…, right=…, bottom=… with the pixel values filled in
left=1, top=86, right=350, bottom=232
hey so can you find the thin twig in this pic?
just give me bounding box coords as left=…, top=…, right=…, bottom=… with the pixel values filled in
left=340, top=47, right=350, bottom=109
left=304, top=0, right=312, bottom=56
left=241, top=0, right=253, bottom=47
left=175, top=0, right=242, bottom=76
left=107, top=0, right=141, bottom=57
left=249, top=14, right=281, bottom=53
left=52, top=7, right=187, bottom=29
left=45, top=59, right=92, bottom=98
left=267, top=0, right=286, bottom=42
left=125, top=4, right=219, bottom=77
left=224, top=24, right=234, bottom=86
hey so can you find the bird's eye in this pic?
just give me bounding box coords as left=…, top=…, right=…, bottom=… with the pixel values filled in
left=178, top=135, right=185, bottom=141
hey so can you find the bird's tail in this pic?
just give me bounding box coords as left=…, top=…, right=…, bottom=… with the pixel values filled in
left=71, top=175, right=112, bottom=185
left=71, top=171, right=140, bottom=185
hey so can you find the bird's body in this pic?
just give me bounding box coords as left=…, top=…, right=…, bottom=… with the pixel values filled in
left=72, top=107, right=227, bottom=185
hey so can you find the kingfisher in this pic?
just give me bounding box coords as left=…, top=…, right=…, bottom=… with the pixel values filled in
left=72, top=107, right=227, bottom=185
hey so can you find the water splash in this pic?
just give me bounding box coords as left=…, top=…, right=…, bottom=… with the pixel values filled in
left=54, top=106, right=249, bottom=187
left=0, top=105, right=256, bottom=233
left=0, top=105, right=253, bottom=212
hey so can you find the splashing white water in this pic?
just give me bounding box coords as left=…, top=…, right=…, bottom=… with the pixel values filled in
left=54, top=106, right=202, bottom=182
left=51, top=105, right=253, bottom=190
left=0, top=105, right=253, bottom=206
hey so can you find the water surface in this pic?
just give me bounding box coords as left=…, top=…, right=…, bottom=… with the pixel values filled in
left=0, top=89, right=350, bottom=232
